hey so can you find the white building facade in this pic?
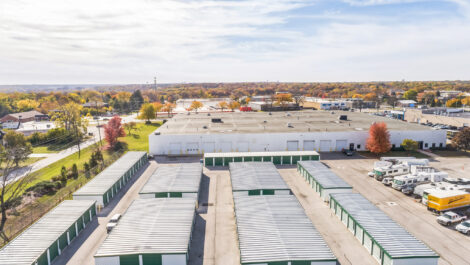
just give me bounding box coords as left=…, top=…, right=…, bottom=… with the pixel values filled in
left=149, top=129, right=446, bottom=155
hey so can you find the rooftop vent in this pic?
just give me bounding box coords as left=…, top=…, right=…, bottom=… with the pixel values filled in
left=339, top=115, right=348, bottom=121
left=207, top=113, right=211, bottom=116
left=211, top=118, right=223, bottom=123
left=154, top=132, right=161, bottom=135
left=203, top=125, right=208, bottom=129
left=287, top=123, right=293, bottom=128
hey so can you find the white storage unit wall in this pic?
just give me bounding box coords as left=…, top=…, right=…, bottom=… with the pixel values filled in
left=94, top=198, right=196, bottom=265
left=73, top=151, right=148, bottom=207
left=139, top=163, right=202, bottom=199
left=0, top=200, right=96, bottom=265
left=229, top=162, right=291, bottom=196
left=233, top=195, right=337, bottom=265
left=329, top=193, right=439, bottom=265
left=297, top=161, right=352, bottom=201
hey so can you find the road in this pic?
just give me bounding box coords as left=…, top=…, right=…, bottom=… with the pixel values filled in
left=320, top=152, right=470, bottom=265
left=7, top=126, right=104, bottom=183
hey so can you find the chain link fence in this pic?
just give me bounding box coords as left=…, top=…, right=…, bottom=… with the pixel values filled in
left=2, top=151, right=123, bottom=246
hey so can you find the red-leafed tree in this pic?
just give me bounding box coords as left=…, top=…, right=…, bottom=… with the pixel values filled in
left=366, top=122, right=391, bottom=154
left=104, top=115, right=126, bottom=150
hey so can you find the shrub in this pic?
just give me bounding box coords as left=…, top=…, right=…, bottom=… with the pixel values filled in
left=26, top=181, right=62, bottom=196
left=71, top=164, right=79, bottom=179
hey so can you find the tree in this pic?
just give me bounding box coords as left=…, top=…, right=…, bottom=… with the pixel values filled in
left=453, top=127, right=470, bottom=151
left=153, top=102, right=163, bottom=118
left=104, top=115, right=126, bottom=150
left=60, top=166, right=67, bottom=181
left=275, top=93, right=293, bottom=110
left=366, top=122, right=391, bottom=154
left=162, top=102, right=176, bottom=118
left=84, top=162, right=91, bottom=179
left=401, top=139, right=418, bottom=151
left=217, top=101, right=228, bottom=112
left=190, top=101, right=203, bottom=113
left=3, top=131, right=32, bottom=167
left=138, top=103, right=156, bottom=123
left=52, top=102, right=88, bottom=158
left=130, top=90, right=144, bottom=111
left=71, top=164, right=79, bottom=179
left=124, top=122, right=137, bottom=135
left=446, top=98, right=462, bottom=108
left=0, top=144, right=34, bottom=242
left=229, top=101, right=240, bottom=111
left=403, top=89, right=418, bottom=101
left=16, top=99, right=39, bottom=112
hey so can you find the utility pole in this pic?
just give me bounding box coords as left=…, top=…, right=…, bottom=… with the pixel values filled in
left=95, top=101, right=102, bottom=147
left=154, top=75, right=157, bottom=94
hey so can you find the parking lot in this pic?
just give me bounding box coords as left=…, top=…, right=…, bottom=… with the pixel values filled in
left=321, top=152, right=470, bottom=265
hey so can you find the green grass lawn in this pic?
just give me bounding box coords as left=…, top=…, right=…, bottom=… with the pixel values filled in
left=359, top=150, right=430, bottom=159
left=32, top=141, right=76, bottom=154
left=119, top=122, right=161, bottom=152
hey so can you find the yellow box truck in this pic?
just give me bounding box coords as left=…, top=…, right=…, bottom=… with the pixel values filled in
left=427, top=189, right=470, bottom=213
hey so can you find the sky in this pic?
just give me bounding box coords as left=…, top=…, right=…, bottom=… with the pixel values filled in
left=1, top=0, right=470, bottom=84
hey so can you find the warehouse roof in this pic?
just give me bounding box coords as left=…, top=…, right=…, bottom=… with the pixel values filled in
left=154, top=110, right=432, bottom=135
left=205, top=150, right=319, bottom=158
left=330, top=193, right=438, bottom=259
left=229, top=162, right=289, bottom=192
left=233, top=195, right=336, bottom=264
left=0, top=200, right=96, bottom=265
left=95, top=198, right=195, bottom=257
left=140, top=164, right=202, bottom=194
left=73, top=151, right=146, bottom=196
left=298, top=161, right=352, bottom=189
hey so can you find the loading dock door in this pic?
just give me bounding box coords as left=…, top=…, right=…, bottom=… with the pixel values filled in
left=287, top=141, right=299, bottom=151
left=336, top=140, right=348, bottom=151
left=169, top=143, right=181, bottom=155
left=203, top=142, right=215, bottom=153
left=238, top=142, right=249, bottom=152
left=303, top=140, right=315, bottom=150
left=220, top=142, right=232, bottom=152
left=320, top=140, right=331, bottom=152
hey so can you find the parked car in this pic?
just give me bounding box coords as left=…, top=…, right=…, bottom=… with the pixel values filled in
left=382, top=177, right=394, bottom=186
left=342, top=149, right=354, bottom=156
left=106, top=213, right=122, bottom=233
left=436, top=211, right=467, bottom=226
left=456, top=220, right=470, bottom=235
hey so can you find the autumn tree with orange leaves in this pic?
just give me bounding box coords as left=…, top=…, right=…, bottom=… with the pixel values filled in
left=366, top=122, right=391, bottom=154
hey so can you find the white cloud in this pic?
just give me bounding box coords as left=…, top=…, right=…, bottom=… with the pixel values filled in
left=0, top=0, right=469, bottom=83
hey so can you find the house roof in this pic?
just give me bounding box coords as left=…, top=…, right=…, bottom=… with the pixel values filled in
left=2, top=110, right=44, bottom=120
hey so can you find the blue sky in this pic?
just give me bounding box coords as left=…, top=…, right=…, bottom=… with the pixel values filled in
left=0, top=0, right=469, bottom=84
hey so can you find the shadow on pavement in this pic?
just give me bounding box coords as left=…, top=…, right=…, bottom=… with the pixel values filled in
left=198, top=174, right=210, bottom=214
left=188, top=214, right=206, bottom=265
left=51, top=218, right=99, bottom=265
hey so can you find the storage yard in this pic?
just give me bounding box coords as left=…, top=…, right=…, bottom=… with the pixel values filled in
left=2, top=142, right=470, bottom=265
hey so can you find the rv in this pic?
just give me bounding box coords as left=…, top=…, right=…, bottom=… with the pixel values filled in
left=427, top=190, right=470, bottom=213
left=373, top=164, right=409, bottom=181
left=392, top=171, right=447, bottom=193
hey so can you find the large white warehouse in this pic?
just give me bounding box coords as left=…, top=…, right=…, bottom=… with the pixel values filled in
left=149, top=111, right=446, bottom=156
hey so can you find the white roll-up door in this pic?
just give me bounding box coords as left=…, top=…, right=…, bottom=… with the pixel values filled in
left=287, top=140, right=299, bottom=151
left=169, top=143, right=181, bottom=155
left=303, top=140, right=315, bottom=150
left=237, top=141, right=249, bottom=152
left=203, top=142, right=215, bottom=153
left=336, top=140, right=348, bottom=151
left=320, top=140, right=331, bottom=152
left=220, top=142, right=232, bottom=152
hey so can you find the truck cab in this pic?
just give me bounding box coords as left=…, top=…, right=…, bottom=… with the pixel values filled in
left=437, top=211, right=467, bottom=226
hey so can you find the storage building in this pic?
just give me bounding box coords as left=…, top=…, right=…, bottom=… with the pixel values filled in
left=94, top=198, right=196, bottom=265
left=73, top=151, right=148, bottom=207
left=230, top=162, right=291, bottom=196
left=0, top=200, right=96, bottom=265
left=297, top=161, right=352, bottom=201
left=329, top=193, right=439, bottom=265
left=149, top=111, right=446, bottom=155
left=233, top=195, right=337, bottom=265
left=139, top=163, right=202, bottom=199
left=204, top=151, right=320, bottom=166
